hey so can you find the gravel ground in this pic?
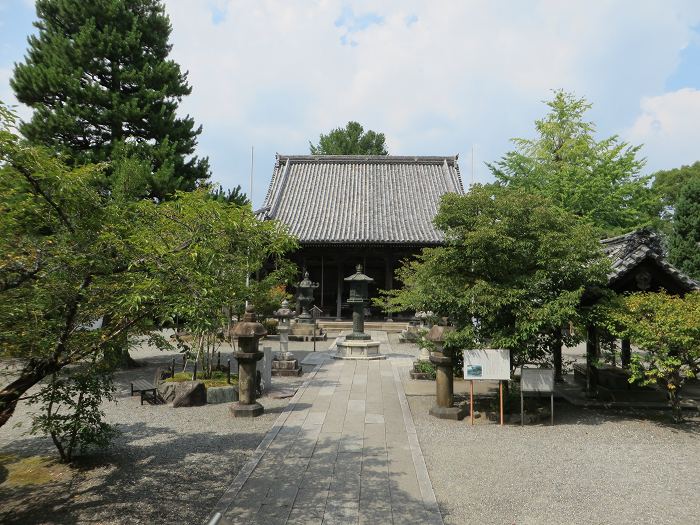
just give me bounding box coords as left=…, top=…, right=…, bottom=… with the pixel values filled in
left=410, top=395, right=700, bottom=525
left=0, top=336, right=319, bottom=525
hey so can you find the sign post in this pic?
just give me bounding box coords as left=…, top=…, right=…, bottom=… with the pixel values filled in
left=520, top=368, right=555, bottom=426
left=463, top=349, right=510, bottom=426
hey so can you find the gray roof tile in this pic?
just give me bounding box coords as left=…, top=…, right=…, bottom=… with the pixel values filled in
left=259, top=154, right=464, bottom=245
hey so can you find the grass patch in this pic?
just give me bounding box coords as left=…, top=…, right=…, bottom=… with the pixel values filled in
left=164, top=370, right=238, bottom=388
left=0, top=454, right=71, bottom=487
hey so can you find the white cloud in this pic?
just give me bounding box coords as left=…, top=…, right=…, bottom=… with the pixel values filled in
left=625, top=88, right=700, bottom=172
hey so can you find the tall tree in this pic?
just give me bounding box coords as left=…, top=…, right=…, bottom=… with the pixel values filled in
left=383, top=184, right=609, bottom=372
left=11, top=0, right=209, bottom=200
left=668, top=177, right=700, bottom=279
left=489, top=90, right=661, bottom=237
left=310, top=121, right=388, bottom=155
left=0, top=104, right=296, bottom=431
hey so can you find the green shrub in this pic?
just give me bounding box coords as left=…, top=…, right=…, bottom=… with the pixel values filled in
left=164, top=370, right=237, bottom=388
left=414, top=361, right=436, bottom=379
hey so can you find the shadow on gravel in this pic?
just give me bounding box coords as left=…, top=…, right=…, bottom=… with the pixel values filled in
left=0, top=422, right=270, bottom=525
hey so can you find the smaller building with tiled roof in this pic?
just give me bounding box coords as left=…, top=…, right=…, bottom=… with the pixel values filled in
left=259, top=154, right=464, bottom=318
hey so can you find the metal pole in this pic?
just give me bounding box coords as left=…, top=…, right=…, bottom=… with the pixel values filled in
left=313, top=323, right=316, bottom=352
left=193, top=360, right=197, bottom=381
left=551, top=393, right=554, bottom=426
left=227, top=359, right=231, bottom=385
left=521, top=388, right=524, bottom=426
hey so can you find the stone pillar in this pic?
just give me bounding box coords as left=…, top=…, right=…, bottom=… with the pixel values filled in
left=261, top=346, right=272, bottom=391
left=585, top=324, right=598, bottom=398
left=231, top=305, right=267, bottom=417
left=621, top=338, right=631, bottom=368
left=427, top=325, right=466, bottom=420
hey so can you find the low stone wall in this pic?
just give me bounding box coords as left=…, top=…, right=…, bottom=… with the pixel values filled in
left=207, top=385, right=238, bottom=404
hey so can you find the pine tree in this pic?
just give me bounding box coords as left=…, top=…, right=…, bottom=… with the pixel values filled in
left=11, top=0, right=209, bottom=200
left=669, top=177, right=700, bottom=279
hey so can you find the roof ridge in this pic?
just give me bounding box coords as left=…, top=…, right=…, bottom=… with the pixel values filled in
left=276, top=154, right=459, bottom=165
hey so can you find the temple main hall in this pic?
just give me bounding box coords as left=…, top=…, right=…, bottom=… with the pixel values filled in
left=256, top=154, right=464, bottom=319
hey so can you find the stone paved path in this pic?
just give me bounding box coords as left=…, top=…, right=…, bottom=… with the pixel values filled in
left=209, top=340, right=442, bottom=525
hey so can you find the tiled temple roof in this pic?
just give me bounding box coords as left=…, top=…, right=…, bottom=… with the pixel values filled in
left=258, top=154, right=464, bottom=245
left=601, top=229, right=699, bottom=291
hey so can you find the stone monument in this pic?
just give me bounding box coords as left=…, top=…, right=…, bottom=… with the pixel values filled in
left=230, top=304, right=267, bottom=417
left=271, top=299, right=302, bottom=376
left=428, top=324, right=466, bottom=420
left=333, top=265, right=384, bottom=360
left=296, top=271, right=318, bottom=324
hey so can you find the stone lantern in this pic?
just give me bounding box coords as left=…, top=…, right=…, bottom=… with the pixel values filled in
left=344, top=264, right=372, bottom=341
left=427, top=324, right=466, bottom=420
left=333, top=265, right=384, bottom=360
left=271, top=299, right=301, bottom=376
left=296, top=271, right=319, bottom=324
left=230, top=304, right=267, bottom=417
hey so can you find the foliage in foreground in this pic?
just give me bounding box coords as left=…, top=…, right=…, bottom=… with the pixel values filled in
left=383, top=184, right=609, bottom=372
left=310, top=121, right=388, bottom=155
left=601, top=291, right=700, bottom=423
left=0, top=103, right=296, bottom=439
left=489, top=90, right=661, bottom=237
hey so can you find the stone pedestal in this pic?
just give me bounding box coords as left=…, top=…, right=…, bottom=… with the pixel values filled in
left=271, top=357, right=302, bottom=376
left=429, top=352, right=466, bottom=420
left=334, top=339, right=385, bottom=360
left=231, top=351, right=264, bottom=417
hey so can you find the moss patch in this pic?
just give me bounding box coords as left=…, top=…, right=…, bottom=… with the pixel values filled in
left=0, top=454, right=72, bottom=487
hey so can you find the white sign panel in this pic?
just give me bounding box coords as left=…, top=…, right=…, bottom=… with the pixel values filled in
left=463, top=349, right=511, bottom=381
left=521, top=368, right=554, bottom=393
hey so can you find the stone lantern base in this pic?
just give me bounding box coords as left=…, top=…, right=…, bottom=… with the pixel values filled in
left=429, top=404, right=467, bottom=420
left=230, top=402, right=264, bottom=418
left=333, top=340, right=385, bottom=360
left=271, top=355, right=302, bottom=376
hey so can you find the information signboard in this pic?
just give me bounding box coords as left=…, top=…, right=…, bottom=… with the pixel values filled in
left=463, top=349, right=510, bottom=381
left=521, top=368, right=555, bottom=393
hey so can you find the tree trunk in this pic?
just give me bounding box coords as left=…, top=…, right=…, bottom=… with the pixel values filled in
left=0, top=358, right=61, bottom=429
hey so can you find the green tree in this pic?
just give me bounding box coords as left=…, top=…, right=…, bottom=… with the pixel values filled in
left=652, top=160, right=700, bottom=214
left=209, top=184, right=250, bottom=207
left=604, top=291, right=700, bottom=423
left=489, top=90, right=660, bottom=237
left=668, top=177, right=700, bottom=279
left=310, top=121, right=388, bottom=155
left=383, top=184, right=609, bottom=372
left=11, top=0, right=209, bottom=200
left=0, top=104, right=296, bottom=433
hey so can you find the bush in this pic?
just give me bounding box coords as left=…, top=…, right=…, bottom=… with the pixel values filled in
left=164, top=370, right=237, bottom=388
left=414, top=361, right=437, bottom=379
left=263, top=318, right=279, bottom=335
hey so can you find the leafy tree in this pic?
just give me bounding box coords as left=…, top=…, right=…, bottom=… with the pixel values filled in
left=383, top=184, right=609, bottom=373
left=11, top=0, right=209, bottom=200
left=652, top=160, right=700, bottom=214
left=209, top=184, right=250, bottom=207
left=0, top=104, right=296, bottom=433
left=668, top=177, right=700, bottom=279
left=310, top=121, right=388, bottom=155
left=489, top=90, right=661, bottom=237
left=604, top=291, right=700, bottom=423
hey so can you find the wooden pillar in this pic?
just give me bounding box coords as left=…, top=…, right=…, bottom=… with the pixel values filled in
left=585, top=324, right=598, bottom=397
left=384, top=254, right=393, bottom=320
left=621, top=338, right=631, bottom=368
left=336, top=260, right=344, bottom=321
left=320, top=255, right=324, bottom=309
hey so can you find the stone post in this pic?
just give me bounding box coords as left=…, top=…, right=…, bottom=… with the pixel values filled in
left=428, top=325, right=466, bottom=420
left=230, top=305, right=267, bottom=417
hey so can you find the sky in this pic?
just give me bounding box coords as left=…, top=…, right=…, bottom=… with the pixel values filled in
left=1, top=0, right=700, bottom=208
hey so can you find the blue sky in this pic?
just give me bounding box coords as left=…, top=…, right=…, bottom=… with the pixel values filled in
left=1, top=0, right=700, bottom=207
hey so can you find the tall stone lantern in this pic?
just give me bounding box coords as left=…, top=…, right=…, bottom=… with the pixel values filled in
left=230, top=305, right=267, bottom=418
left=271, top=299, right=302, bottom=376
left=345, top=264, right=372, bottom=341
left=296, top=271, right=319, bottom=324
left=428, top=324, right=466, bottom=420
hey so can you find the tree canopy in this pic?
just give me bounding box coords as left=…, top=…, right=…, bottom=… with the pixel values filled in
left=11, top=0, right=209, bottom=200
left=652, top=160, right=700, bottom=215
left=489, top=90, right=660, bottom=237
left=310, top=121, right=388, bottom=155
left=668, top=176, right=700, bottom=279
left=0, top=104, right=296, bottom=430
left=383, top=184, right=609, bottom=371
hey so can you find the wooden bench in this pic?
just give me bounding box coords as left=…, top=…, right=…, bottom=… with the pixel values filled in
left=130, top=379, right=158, bottom=405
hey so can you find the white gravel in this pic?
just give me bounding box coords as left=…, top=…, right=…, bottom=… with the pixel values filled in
left=0, top=337, right=317, bottom=525
left=409, top=395, right=700, bottom=525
